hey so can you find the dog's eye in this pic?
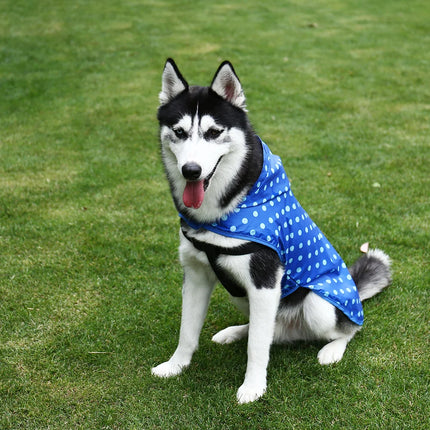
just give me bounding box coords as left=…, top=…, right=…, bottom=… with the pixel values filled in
left=205, top=128, right=223, bottom=140
left=173, top=127, right=187, bottom=139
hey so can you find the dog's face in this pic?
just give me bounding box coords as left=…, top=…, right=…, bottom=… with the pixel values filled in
left=157, top=59, right=250, bottom=219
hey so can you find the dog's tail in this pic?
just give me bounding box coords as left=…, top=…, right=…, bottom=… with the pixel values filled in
left=349, top=249, right=392, bottom=301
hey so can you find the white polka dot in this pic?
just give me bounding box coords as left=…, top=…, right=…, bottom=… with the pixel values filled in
left=242, top=218, right=248, bottom=224
left=269, top=217, right=274, bottom=223
left=267, top=235, right=271, bottom=241
left=262, top=205, right=267, bottom=211
left=250, top=229, right=256, bottom=236
left=296, top=267, right=302, bottom=273
left=230, top=226, right=236, bottom=232
left=253, top=211, right=258, bottom=217
left=260, top=223, right=266, bottom=229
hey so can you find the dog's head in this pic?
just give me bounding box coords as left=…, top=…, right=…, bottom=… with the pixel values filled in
left=157, top=59, right=258, bottom=222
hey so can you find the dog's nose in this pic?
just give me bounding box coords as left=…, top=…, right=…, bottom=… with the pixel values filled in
left=182, top=162, right=202, bottom=180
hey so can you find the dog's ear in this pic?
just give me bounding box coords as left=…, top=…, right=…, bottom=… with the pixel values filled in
left=210, top=61, right=247, bottom=111
left=159, top=59, right=189, bottom=105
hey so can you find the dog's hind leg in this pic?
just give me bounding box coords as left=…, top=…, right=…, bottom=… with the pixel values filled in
left=317, top=333, right=356, bottom=365
left=212, top=324, right=249, bottom=344
left=212, top=296, right=249, bottom=344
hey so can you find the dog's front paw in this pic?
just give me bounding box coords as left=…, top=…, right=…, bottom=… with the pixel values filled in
left=151, top=361, right=185, bottom=378
left=236, top=382, right=266, bottom=404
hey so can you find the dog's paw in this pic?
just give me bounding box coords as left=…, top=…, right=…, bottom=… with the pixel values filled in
left=317, top=339, right=347, bottom=365
left=151, top=361, right=185, bottom=378
left=212, top=325, right=248, bottom=344
left=236, top=382, right=266, bottom=404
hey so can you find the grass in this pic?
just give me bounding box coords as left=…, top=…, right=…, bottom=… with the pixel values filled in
left=1, top=0, right=429, bottom=428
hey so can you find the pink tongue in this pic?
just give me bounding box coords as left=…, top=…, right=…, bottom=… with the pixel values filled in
left=183, top=180, right=205, bottom=209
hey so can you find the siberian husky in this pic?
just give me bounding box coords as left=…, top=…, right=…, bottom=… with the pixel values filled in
left=152, top=59, right=391, bottom=404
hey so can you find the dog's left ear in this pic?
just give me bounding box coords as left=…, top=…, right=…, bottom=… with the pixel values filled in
left=210, top=61, right=247, bottom=111
left=159, top=58, right=189, bottom=106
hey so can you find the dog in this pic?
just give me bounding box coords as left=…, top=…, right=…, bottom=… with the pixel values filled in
left=152, top=59, right=392, bottom=404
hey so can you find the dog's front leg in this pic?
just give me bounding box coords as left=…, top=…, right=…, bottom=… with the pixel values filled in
left=237, top=287, right=280, bottom=404
left=152, top=250, right=216, bottom=378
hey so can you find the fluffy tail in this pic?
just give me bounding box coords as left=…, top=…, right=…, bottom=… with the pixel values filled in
left=349, top=249, right=392, bottom=301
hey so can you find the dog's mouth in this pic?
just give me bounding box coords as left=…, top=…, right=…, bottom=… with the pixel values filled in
left=182, top=158, right=222, bottom=209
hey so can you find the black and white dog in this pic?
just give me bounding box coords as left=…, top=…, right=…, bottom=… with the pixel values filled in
left=152, top=59, right=391, bottom=404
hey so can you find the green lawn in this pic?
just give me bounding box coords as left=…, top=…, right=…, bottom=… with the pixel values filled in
left=1, top=0, right=429, bottom=428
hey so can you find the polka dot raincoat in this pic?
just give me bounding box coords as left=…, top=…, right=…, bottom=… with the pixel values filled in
left=180, top=140, right=364, bottom=325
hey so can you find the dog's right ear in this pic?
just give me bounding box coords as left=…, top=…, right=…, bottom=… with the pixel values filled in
left=159, top=59, right=189, bottom=105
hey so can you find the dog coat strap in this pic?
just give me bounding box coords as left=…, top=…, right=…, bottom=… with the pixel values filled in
left=181, top=228, right=262, bottom=256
